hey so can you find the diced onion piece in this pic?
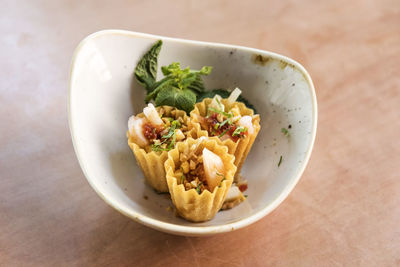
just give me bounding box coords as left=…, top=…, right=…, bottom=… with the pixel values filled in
left=143, top=103, right=163, bottom=126
left=175, top=129, right=185, bottom=141
left=225, top=185, right=244, bottom=202
left=202, top=148, right=224, bottom=191
left=227, top=87, right=242, bottom=105
left=237, top=115, right=254, bottom=135
left=209, top=94, right=224, bottom=111
left=187, top=136, right=207, bottom=159
left=220, top=134, right=230, bottom=141
left=128, top=116, right=149, bottom=147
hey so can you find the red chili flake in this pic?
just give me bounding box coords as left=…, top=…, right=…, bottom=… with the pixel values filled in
left=238, top=183, right=248, bottom=192
left=143, top=123, right=164, bottom=140
left=204, top=113, right=247, bottom=142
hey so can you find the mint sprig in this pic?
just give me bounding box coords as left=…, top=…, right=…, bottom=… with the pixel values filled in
left=149, top=62, right=211, bottom=113
left=134, top=40, right=258, bottom=114
left=134, top=40, right=162, bottom=91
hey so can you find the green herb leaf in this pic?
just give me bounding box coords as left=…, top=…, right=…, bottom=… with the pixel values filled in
left=187, top=75, right=206, bottom=93
left=160, top=62, right=211, bottom=91
left=155, top=87, right=196, bottom=114
left=147, top=61, right=211, bottom=112
left=208, top=107, right=233, bottom=118
left=145, top=77, right=175, bottom=103
left=167, top=130, right=176, bottom=150
left=197, top=89, right=258, bottom=114
left=134, top=40, right=162, bottom=91
left=151, top=119, right=181, bottom=152
left=218, top=127, right=230, bottom=138
left=232, top=126, right=248, bottom=137
left=195, top=182, right=203, bottom=194
left=151, top=143, right=166, bottom=152
left=135, top=41, right=214, bottom=113
left=171, top=119, right=181, bottom=128
left=278, top=155, right=283, bottom=167
left=219, top=118, right=232, bottom=128
left=281, top=128, right=290, bottom=137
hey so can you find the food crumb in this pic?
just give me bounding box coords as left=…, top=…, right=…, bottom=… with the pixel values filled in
left=238, top=182, right=248, bottom=192
left=143, top=195, right=148, bottom=200
left=167, top=206, right=172, bottom=212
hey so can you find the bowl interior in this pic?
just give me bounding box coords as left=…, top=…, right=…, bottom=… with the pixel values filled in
left=69, top=30, right=316, bottom=235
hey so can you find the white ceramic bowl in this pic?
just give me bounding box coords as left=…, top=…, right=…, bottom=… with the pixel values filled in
left=69, top=30, right=317, bottom=236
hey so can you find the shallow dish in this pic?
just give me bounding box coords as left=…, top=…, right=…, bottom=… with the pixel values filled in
left=68, top=30, right=317, bottom=236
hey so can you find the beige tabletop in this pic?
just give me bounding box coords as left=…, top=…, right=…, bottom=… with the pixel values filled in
left=1, top=0, right=399, bottom=266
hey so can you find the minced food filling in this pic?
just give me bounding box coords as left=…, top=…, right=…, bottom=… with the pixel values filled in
left=174, top=143, right=225, bottom=194
left=143, top=109, right=188, bottom=152
left=201, top=106, right=248, bottom=142
left=175, top=149, right=208, bottom=194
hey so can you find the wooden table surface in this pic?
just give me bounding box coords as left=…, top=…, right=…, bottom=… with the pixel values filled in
left=1, top=0, right=399, bottom=266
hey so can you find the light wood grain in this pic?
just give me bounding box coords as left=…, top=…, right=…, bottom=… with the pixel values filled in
left=1, top=0, right=399, bottom=266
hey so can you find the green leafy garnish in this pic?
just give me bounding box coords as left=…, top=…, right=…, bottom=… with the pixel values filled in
left=161, top=62, right=211, bottom=91
left=134, top=40, right=162, bottom=91
left=197, top=89, right=258, bottom=114
left=195, top=182, right=203, bottom=194
left=154, top=87, right=197, bottom=114
left=217, top=173, right=226, bottom=187
left=167, top=130, right=176, bottom=150
left=281, top=128, right=290, bottom=137
left=278, top=155, right=283, bottom=167
left=150, top=120, right=180, bottom=152
left=151, top=143, right=167, bottom=152
left=208, top=107, right=233, bottom=118
left=134, top=41, right=258, bottom=114
left=232, top=126, right=248, bottom=137
left=219, top=118, right=232, bottom=128
left=218, top=128, right=230, bottom=138
left=145, top=60, right=212, bottom=113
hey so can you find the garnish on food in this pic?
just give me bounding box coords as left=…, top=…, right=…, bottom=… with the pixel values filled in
left=165, top=138, right=236, bottom=222
left=134, top=40, right=257, bottom=114
left=128, top=104, right=188, bottom=152
left=128, top=40, right=262, bottom=215
left=127, top=104, right=191, bottom=192
left=200, top=88, right=253, bottom=142
left=190, top=87, right=261, bottom=179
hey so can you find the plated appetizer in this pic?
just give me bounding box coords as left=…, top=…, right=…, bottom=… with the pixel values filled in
left=190, top=88, right=261, bottom=180
left=165, top=138, right=236, bottom=222
left=127, top=104, right=190, bottom=192
left=127, top=40, right=260, bottom=221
